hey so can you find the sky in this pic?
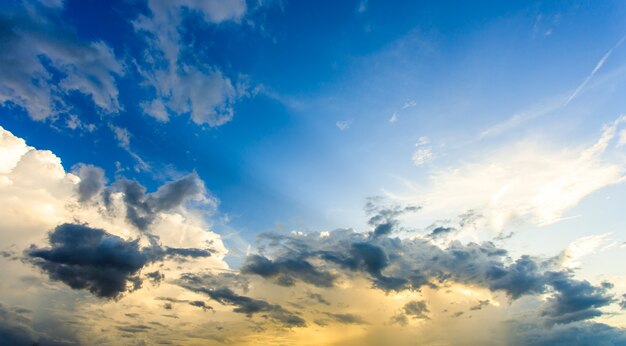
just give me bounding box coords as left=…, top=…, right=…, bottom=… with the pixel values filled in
left=1, top=0, right=626, bottom=345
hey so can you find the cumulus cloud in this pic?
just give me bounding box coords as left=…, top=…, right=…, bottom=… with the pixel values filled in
left=133, top=0, right=246, bottom=125
left=0, top=1, right=123, bottom=120
left=107, top=173, right=208, bottom=231
left=73, top=164, right=106, bottom=203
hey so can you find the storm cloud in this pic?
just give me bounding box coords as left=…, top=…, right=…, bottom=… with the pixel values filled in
left=27, top=223, right=212, bottom=298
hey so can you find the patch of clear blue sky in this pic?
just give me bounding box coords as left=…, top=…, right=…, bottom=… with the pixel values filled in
left=1, top=0, right=625, bottom=243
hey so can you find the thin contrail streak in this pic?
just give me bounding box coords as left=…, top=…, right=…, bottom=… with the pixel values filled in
left=563, top=36, right=626, bottom=107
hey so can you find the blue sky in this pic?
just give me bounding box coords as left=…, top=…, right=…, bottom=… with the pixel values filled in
left=1, top=1, right=626, bottom=344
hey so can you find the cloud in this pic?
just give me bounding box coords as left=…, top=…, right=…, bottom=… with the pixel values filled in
left=541, top=273, right=614, bottom=326
left=389, top=112, right=398, bottom=124
left=365, top=198, right=420, bottom=238
left=73, top=164, right=106, bottom=203
left=396, top=116, right=626, bottom=231
left=336, top=120, right=352, bottom=131
left=26, top=223, right=214, bottom=298
left=323, top=312, right=368, bottom=325
left=241, top=254, right=336, bottom=288
left=511, top=322, right=626, bottom=346
left=98, top=173, right=209, bottom=231
left=27, top=223, right=149, bottom=298
left=0, top=2, right=123, bottom=120
left=133, top=0, right=247, bottom=126
left=178, top=273, right=306, bottom=327
left=249, top=227, right=616, bottom=327
left=412, top=137, right=432, bottom=166
left=402, top=300, right=429, bottom=319
left=559, top=233, right=615, bottom=269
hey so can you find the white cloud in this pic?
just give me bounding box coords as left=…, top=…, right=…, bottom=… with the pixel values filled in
left=560, top=233, right=615, bottom=269
left=412, top=148, right=433, bottom=166
left=393, top=116, right=626, bottom=231
left=412, top=136, right=432, bottom=166
left=389, top=112, right=398, bottom=124
left=133, top=0, right=246, bottom=126
left=336, top=119, right=352, bottom=131
left=0, top=3, right=123, bottom=120
left=402, top=100, right=417, bottom=109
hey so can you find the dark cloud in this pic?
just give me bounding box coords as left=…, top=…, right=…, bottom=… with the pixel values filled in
left=540, top=272, right=613, bottom=326
left=189, top=301, right=213, bottom=312
left=27, top=223, right=213, bottom=298
left=249, top=228, right=616, bottom=326
left=178, top=273, right=306, bottom=327
left=146, top=270, right=165, bottom=285
left=486, top=255, right=546, bottom=299
left=73, top=164, right=106, bottom=203
left=0, top=303, right=37, bottom=346
left=241, top=254, right=335, bottom=288
left=27, top=223, right=150, bottom=298
left=621, top=294, right=626, bottom=310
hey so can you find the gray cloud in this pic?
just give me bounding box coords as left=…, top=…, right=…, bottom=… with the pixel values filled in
left=0, top=1, right=122, bottom=120
left=323, top=312, right=368, bottom=325
left=133, top=0, right=246, bottom=126
left=241, top=254, right=335, bottom=288
left=427, top=226, right=456, bottom=238
left=0, top=302, right=74, bottom=346
left=249, top=227, right=615, bottom=326
left=469, top=299, right=490, bottom=311
left=178, top=273, right=306, bottom=327
left=73, top=164, right=106, bottom=203
left=510, top=321, right=626, bottom=346
left=365, top=198, right=420, bottom=238
left=27, top=223, right=212, bottom=298
left=540, top=272, right=613, bottom=326
left=115, top=173, right=205, bottom=230
left=189, top=301, right=213, bottom=312
left=402, top=300, right=429, bottom=319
